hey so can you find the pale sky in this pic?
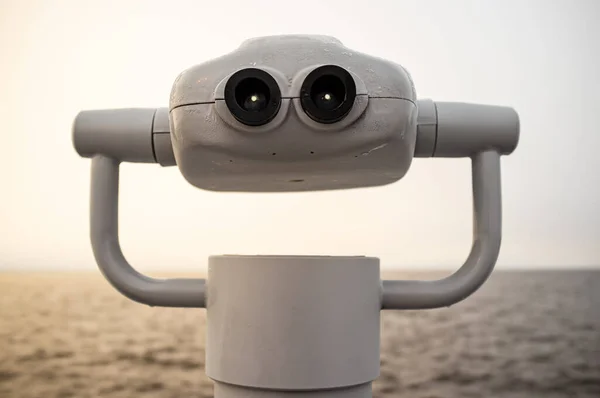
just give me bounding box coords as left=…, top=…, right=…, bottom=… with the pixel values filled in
left=1, top=0, right=599, bottom=271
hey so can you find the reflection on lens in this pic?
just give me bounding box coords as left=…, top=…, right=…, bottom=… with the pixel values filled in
left=300, top=65, right=356, bottom=124
left=235, top=77, right=270, bottom=112
left=242, top=92, right=268, bottom=112
left=313, top=87, right=342, bottom=111
left=224, top=69, right=282, bottom=126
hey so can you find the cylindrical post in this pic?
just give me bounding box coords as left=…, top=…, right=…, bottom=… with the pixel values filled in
left=206, top=255, right=382, bottom=398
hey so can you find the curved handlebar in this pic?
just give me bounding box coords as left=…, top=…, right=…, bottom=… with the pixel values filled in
left=89, top=151, right=501, bottom=310
left=381, top=150, right=502, bottom=309
left=90, top=156, right=206, bottom=308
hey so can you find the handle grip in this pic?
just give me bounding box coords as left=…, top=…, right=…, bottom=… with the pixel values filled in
left=415, top=100, right=519, bottom=158
left=381, top=150, right=502, bottom=309
left=73, top=108, right=176, bottom=166
left=90, top=155, right=206, bottom=307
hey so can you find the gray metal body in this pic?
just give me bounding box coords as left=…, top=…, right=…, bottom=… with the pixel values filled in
left=72, top=35, right=520, bottom=397
left=208, top=255, right=380, bottom=397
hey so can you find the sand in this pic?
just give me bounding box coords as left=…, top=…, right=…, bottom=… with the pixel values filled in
left=1, top=270, right=599, bottom=398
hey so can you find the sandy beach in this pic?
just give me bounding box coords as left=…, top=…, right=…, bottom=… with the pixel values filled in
left=1, top=270, right=598, bottom=398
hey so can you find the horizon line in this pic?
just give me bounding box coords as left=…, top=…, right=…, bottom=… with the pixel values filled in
left=1, top=265, right=599, bottom=274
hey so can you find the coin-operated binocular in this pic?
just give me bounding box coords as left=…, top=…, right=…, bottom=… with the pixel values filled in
left=73, top=35, right=519, bottom=398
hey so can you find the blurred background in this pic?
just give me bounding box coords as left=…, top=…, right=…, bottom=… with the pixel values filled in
left=0, top=0, right=599, bottom=397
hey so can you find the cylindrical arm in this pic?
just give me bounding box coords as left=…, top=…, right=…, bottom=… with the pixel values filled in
left=381, top=150, right=502, bottom=309
left=415, top=100, right=519, bottom=158
left=73, top=108, right=175, bottom=165
left=90, top=155, right=206, bottom=307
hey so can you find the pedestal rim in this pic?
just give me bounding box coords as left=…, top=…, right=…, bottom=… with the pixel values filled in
left=210, top=254, right=379, bottom=260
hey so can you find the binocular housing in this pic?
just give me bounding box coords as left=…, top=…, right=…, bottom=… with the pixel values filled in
left=74, top=35, right=518, bottom=193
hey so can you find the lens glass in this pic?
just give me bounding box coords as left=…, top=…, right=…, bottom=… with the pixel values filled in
left=224, top=68, right=282, bottom=126
left=311, top=75, right=345, bottom=111
left=235, top=78, right=270, bottom=112
left=300, top=65, right=356, bottom=124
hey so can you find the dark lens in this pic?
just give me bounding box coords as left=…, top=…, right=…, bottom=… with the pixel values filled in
left=236, top=78, right=269, bottom=112
left=300, top=65, right=356, bottom=124
left=225, top=69, right=281, bottom=126
left=311, top=76, right=345, bottom=111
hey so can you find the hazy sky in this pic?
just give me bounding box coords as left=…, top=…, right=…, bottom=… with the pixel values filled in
left=1, top=0, right=599, bottom=271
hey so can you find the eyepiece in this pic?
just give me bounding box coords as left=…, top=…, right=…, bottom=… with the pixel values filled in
left=300, top=65, right=356, bottom=124
left=225, top=68, right=282, bottom=126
